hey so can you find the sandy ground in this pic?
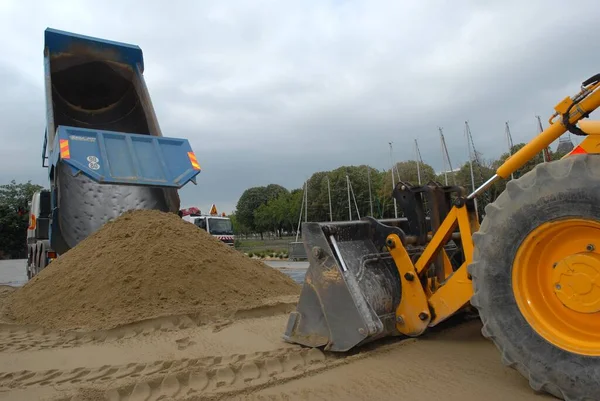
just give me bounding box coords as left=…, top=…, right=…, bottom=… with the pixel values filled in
left=0, top=285, right=550, bottom=401
left=0, top=260, right=308, bottom=288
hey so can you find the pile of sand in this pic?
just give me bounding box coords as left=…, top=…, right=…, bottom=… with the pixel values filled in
left=6, top=210, right=300, bottom=331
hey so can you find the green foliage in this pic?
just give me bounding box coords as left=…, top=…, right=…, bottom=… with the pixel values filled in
left=234, top=184, right=289, bottom=234
left=229, top=213, right=252, bottom=237
left=233, top=141, right=579, bottom=233
left=0, top=180, right=44, bottom=259
left=233, top=161, right=442, bottom=233
left=322, top=165, right=382, bottom=221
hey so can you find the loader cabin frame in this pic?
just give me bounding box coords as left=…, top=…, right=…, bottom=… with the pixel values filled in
left=284, top=73, right=600, bottom=399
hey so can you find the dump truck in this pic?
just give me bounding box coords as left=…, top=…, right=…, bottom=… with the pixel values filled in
left=284, top=73, right=600, bottom=400
left=26, top=28, right=201, bottom=279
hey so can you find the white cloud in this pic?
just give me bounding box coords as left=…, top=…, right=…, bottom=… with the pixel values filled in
left=0, top=0, right=599, bottom=214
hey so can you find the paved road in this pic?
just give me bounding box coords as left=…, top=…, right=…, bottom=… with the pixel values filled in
left=0, top=259, right=308, bottom=287
left=0, top=260, right=27, bottom=287
left=261, top=260, right=308, bottom=283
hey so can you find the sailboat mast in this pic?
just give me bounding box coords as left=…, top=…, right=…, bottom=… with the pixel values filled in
left=327, top=176, right=333, bottom=222
left=440, top=128, right=456, bottom=185
left=537, top=115, right=551, bottom=162
left=439, top=129, right=448, bottom=185
left=465, top=121, right=479, bottom=219
left=346, top=174, right=352, bottom=221
left=414, top=139, right=422, bottom=185
left=389, top=142, right=398, bottom=218
left=304, top=179, right=308, bottom=222
left=505, top=122, right=515, bottom=180
left=295, top=181, right=306, bottom=242
left=367, top=166, right=373, bottom=216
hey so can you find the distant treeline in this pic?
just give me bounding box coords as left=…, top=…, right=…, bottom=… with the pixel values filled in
left=0, top=181, right=44, bottom=259
left=230, top=143, right=571, bottom=237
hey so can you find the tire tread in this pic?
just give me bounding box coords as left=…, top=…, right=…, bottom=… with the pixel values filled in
left=468, top=155, right=600, bottom=401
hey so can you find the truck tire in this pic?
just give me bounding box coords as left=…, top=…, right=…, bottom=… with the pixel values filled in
left=468, top=154, right=600, bottom=401
left=31, top=242, right=47, bottom=278
left=38, top=242, right=48, bottom=273
left=26, top=248, right=33, bottom=280
left=26, top=253, right=32, bottom=280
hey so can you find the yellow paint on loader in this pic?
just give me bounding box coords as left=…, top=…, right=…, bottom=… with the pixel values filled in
left=284, top=73, right=600, bottom=401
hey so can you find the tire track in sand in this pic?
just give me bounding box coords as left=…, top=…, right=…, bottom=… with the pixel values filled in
left=0, top=346, right=356, bottom=401
left=0, top=301, right=297, bottom=352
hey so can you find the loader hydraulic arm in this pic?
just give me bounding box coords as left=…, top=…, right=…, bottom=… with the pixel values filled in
left=284, top=72, right=600, bottom=401
left=468, top=75, right=600, bottom=199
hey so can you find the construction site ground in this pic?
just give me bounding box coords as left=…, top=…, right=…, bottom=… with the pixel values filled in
left=0, top=260, right=549, bottom=401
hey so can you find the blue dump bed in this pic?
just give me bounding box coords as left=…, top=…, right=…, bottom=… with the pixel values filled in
left=53, top=127, right=201, bottom=188
left=44, top=28, right=144, bottom=71
left=43, top=28, right=201, bottom=253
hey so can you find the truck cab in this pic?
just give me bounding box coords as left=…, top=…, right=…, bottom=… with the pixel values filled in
left=26, top=190, right=56, bottom=278
left=180, top=207, right=235, bottom=246
left=191, top=216, right=235, bottom=246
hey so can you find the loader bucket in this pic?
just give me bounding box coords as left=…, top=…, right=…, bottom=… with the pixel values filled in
left=283, top=217, right=408, bottom=352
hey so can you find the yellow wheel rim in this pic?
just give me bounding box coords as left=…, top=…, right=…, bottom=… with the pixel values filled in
left=513, top=218, right=600, bottom=356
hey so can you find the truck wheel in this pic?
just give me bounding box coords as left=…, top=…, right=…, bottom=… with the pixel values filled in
left=468, top=155, right=600, bottom=401
left=32, top=242, right=47, bottom=277
left=38, top=242, right=48, bottom=273
left=26, top=249, right=33, bottom=280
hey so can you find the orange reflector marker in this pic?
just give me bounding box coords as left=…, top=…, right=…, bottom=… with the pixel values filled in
left=570, top=145, right=587, bottom=155
left=59, top=139, right=70, bottom=159
left=187, top=151, right=201, bottom=171
left=28, top=214, right=36, bottom=230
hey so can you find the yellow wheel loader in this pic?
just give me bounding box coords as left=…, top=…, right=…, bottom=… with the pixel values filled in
left=283, top=73, right=600, bottom=400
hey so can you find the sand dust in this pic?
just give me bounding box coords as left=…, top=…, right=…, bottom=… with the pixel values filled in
left=4, top=210, right=299, bottom=331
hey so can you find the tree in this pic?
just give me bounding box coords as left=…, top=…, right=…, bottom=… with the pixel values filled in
left=265, top=183, right=288, bottom=200
left=0, top=180, right=44, bottom=259
left=305, top=171, right=330, bottom=223
left=288, top=165, right=384, bottom=223
left=323, top=165, right=382, bottom=221
left=228, top=213, right=251, bottom=237
left=287, top=188, right=304, bottom=232
left=235, top=187, right=265, bottom=232
left=234, top=184, right=290, bottom=237
left=492, top=143, right=544, bottom=180
left=268, top=192, right=294, bottom=236
left=233, top=137, right=587, bottom=233
left=253, top=203, right=275, bottom=236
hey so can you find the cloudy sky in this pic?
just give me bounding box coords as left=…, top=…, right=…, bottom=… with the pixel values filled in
left=1, top=0, right=599, bottom=214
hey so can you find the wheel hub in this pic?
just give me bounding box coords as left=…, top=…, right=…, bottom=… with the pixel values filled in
left=512, top=218, right=600, bottom=356
left=553, top=253, right=600, bottom=313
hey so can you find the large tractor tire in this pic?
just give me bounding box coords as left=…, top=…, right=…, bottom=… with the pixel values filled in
left=468, top=154, right=600, bottom=401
